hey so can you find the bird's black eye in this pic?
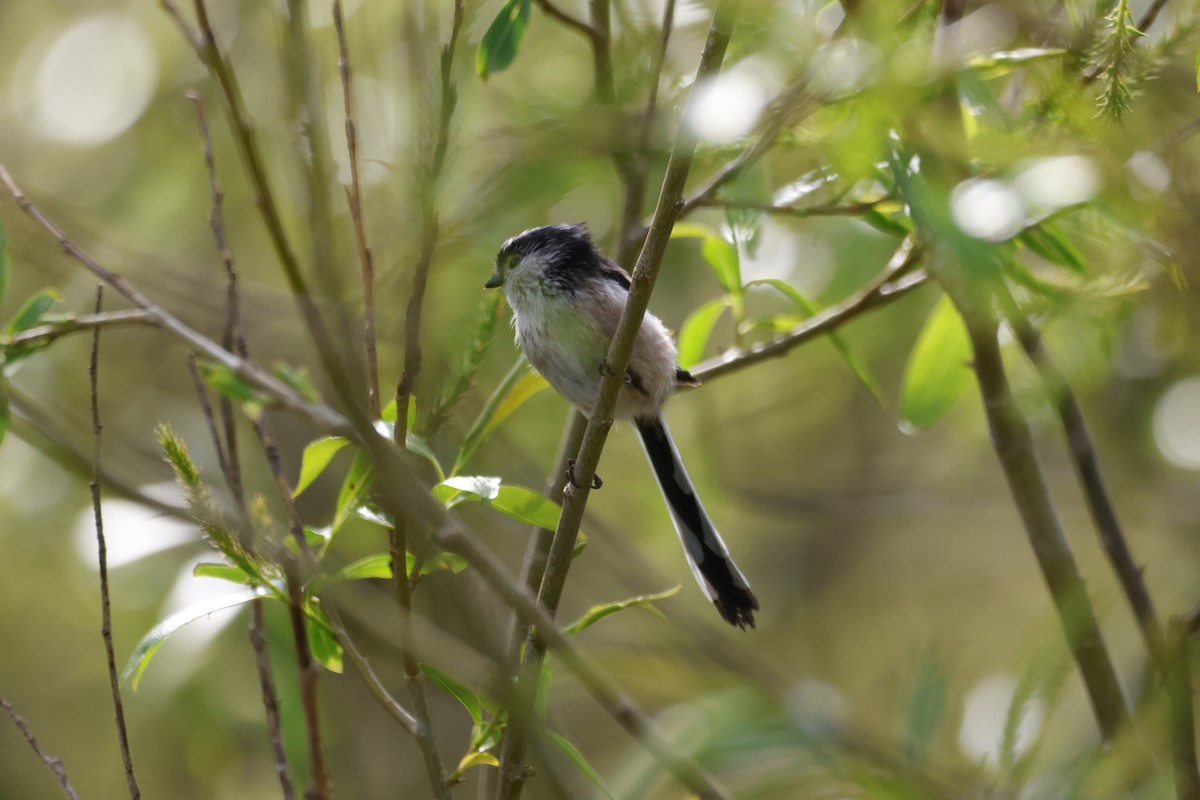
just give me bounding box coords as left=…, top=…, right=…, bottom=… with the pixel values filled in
left=504, top=253, right=520, bottom=270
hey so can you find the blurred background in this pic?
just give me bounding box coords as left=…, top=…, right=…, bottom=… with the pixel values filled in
left=0, top=0, right=1198, bottom=797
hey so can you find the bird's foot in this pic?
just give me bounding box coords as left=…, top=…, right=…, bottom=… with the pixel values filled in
left=566, top=458, right=603, bottom=490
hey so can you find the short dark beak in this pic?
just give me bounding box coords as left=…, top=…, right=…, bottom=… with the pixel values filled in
left=484, top=273, right=503, bottom=289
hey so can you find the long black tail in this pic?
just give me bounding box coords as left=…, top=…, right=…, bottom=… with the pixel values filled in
left=636, top=416, right=758, bottom=629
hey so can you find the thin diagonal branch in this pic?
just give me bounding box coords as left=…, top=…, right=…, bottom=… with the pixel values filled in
left=957, top=299, right=1132, bottom=744
left=534, top=0, right=598, bottom=41
left=1001, top=298, right=1166, bottom=669
left=333, top=0, right=380, bottom=418
left=496, top=5, right=740, bottom=799
left=0, top=165, right=351, bottom=435
left=0, top=695, right=81, bottom=800
left=1166, top=615, right=1200, bottom=800
left=164, top=0, right=350, bottom=396
left=2, top=310, right=157, bottom=348
left=692, top=237, right=924, bottom=383
left=89, top=287, right=142, bottom=800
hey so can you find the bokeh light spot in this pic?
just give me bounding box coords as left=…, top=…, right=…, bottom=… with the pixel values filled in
left=30, top=14, right=157, bottom=146
left=959, top=673, right=1042, bottom=766
left=688, top=71, right=767, bottom=144
left=1014, top=155, right=1099, bottom=212
left=1154, top=377, right=1200, bottom=470
left=950, top=178, right=1024, bottom=241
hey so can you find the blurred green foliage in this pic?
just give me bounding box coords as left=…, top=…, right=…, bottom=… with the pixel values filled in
left=0, top=0, right=1199, bottom=798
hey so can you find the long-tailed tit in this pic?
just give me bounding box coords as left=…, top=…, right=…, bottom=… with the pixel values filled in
left=486, top=224, right=758, bottom=629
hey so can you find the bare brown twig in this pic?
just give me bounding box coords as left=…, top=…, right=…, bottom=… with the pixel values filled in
left=88, top=287, right=142, bottom=800
left=333, top=0, right=380, bottom=419
left=0, top=694, right=81, bottom=800
left=692, top=237, right=924, bottom=383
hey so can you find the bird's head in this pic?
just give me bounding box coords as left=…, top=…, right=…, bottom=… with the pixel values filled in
left=485, top=223, right=600, bottom=294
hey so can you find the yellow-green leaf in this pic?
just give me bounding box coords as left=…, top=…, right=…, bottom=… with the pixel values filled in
left=899, top=294, right=973, bottom=431
left=294, top=437, right=351, bottom=497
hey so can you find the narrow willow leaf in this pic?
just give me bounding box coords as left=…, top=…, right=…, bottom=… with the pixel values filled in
left=273, top=362, right=320, bottom=402
left=332, top=451, right=373, bottom=532
left=197, top=360, right=263, bottom=404
left=306, top=603, right=343, bottom=673
left=2, top=287, right=61, bottom=336
left=702, top=236, right=741, bottom=295
left=903, top=647, right=946, bottom=765
left=434, top=475, right=502, bottom=506
left=123, top=591, right=263, bottom=688
left=677, top=298, right=730, bottom=369
left=476, top=0, right=532, bottom=79
left=454, top=356, right=548, bottom=476
left=456, top=750, right=500, bottom=773
left=193, top=562, right=253, bottom=584
left=422, top=663, right=484, bottom=727
left=1018, top=226, right=1086, bottom=273
left=563, top=586, right=681, bottom=635
left=294, top=437, right=351, bottom=497
left=331, top=553, right=396, bottom=582
left=750, top=279, right=887, bottom=406
left=544, top=729, right=617, bottom=800
left=899, top=294, right=973, bottom=431
left=491, top=486, right=564, bottom=530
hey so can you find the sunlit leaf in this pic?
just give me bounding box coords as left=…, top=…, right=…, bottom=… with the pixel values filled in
left=122, top=591, right=264, bottom=688
left=563, top=586, right=681, bottom=635
left=677, top=298, right=730, bottom=368
left=749, top=279, right=886, bottom=406
left=434, top=475, right=502, bottom=506
left=491, top=486, right=563, bottom=530
left=455, top=750, right=500, bottom=773
left=454, top=357, right=548, bottom=476
left=332, top=553, right=395, bottom=582
left=476, top=0, right=532, bottom=79
left=333, top=450, right=373, bottom=533
left=544, top=729, right=616, bottom=800
left=306, top=602, right=343, bottom=673
left=294, top=436, right=351, bottom=497
left=193, top=562, right=253, bottom=584
left=670, top=222, right=741, bottom=295
left=899, top=294, right=973, bottom=431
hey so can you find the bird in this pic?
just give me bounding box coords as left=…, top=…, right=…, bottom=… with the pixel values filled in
left=485, top=223, right=758, bottom=628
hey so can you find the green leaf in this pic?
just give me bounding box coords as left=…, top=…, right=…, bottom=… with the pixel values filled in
left=455, top=750, right=500, bottom=773
left=196, top=360, right=264, bottom=405
left=434, top=475, right=502, bottom=506
left=491, top=486, right=564, bottom=529
left=122, top=591, right=263, bottom=688
left=544, top=729, right=616, bottom=800
left=670, top=223, right=741, bottom=295
left=1195, top=44, right=1200, bottom=93
left=333, top=450, right=373, bottom=533
left=1018, top=225, right=1086, bottom=273
left=701, top=237, right=741, bottom=295
left=406, top=432, right=445, bottom=482
left=677, top=298, right=730, bottom=369
left=422, top=663, right=485, bottom=727
left=273, top=362, right=320, bottom=402
left=193, top=562, right=253, bottom=584
left=903, top=647, right=946, bottom=765
left=563, top=586, right=681, bottom=635
left=750, top=279, right=886, bottom=406
left=331, top=553, right=396, bottom=582
left=306, top=603, right=343, bottom=673
left=294, top=437, right=351, bottom=497
left=476, top=0, right=532, bottom=79
left=454, top=356, right=548, bottom=476
left=899, top=294, right=973, bottom=431
left=2, top=287, right=61, bottom=336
